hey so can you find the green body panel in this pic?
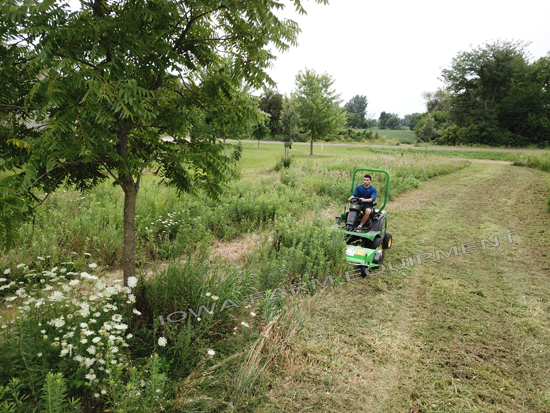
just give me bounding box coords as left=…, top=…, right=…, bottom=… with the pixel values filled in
left=345, top=246, right=376, bottom=264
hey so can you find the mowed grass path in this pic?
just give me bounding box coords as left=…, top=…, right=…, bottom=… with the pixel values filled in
left=256, top=162, right=550, bottom=412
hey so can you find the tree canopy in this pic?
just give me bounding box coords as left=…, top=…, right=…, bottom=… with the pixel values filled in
left=344, top=95, right=368, bottom=128
left=259, top=88, right=284, bottom=136
left=293, top=68, right=346, bottom=155
left=0, top=0, right=324, bottom=283
left=440, top=40, right=549, bottom=146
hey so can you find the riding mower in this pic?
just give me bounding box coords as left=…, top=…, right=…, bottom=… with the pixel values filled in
left=333, top=168, right=392, bottom=278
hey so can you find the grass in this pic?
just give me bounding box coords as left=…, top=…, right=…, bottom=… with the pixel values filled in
left=253, top=161, right=550, bottom=412
left=0, top=149, right=472, bottom=411
left=2, top=144, right=550, bottom=411
left=365, top=127, right=417, bottom=144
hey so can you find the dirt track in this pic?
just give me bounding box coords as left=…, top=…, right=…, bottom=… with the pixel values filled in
left=258, top=161, right=550, bottom=412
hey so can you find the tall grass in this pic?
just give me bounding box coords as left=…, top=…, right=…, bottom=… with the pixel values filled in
left=1, top=151, right=473, bottom=410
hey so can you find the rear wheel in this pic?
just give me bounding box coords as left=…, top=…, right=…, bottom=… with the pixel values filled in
left=363, top=235, right=381, bottom=249
left=382, top=232, right=392, bottom=249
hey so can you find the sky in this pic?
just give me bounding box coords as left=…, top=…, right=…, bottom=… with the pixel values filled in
left=267, top=0, right=550, bottom=119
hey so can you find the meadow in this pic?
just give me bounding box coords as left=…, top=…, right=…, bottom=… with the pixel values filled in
left=0, top=148, right=471, bottom=411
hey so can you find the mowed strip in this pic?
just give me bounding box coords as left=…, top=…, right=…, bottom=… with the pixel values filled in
left=258, top=161, right=550, bottom=412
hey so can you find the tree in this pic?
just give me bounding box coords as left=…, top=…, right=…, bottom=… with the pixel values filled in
left=421, top=89, right=450, bottom=112
left=344, top=95, right=368, bottom=128
left=386, top=115, right=401, bottom=130
left=402, top=113, right=421, bottom=130
left=293, top=68, right=346, bottom=156
left=253, top=119, right=270, bottom=149
left=440, top=39, right=549, bottom=146
left=0, top=0, right=322, bottom=284
left=378, top=112, right=392, bottom=129
left=259, top=88, right=283, bottom=136
left=280, top=98, right=301, bottom=156
left=417, top=113, right=436, bottom=152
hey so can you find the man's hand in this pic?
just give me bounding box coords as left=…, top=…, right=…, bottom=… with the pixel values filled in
left=348, top=196, right=354, bottom=202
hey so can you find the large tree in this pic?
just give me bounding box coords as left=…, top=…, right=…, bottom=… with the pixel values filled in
left=293, top=68, right=346, bottom=156
left=344, top=95, right=368, bottom=128
left=0, top=0, right=324, bottom=283
left=280, top=97, right=301, bottom=155
left=259, top=88, right=283, bottom=136
left=441, top=39, right=549, bottom=146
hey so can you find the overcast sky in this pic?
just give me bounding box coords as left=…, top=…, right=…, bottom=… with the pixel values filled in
left=267, top=0, right=550, bottom=119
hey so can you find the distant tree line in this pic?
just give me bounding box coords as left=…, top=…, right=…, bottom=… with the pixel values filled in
left=414, top=40, right=550, bottom=147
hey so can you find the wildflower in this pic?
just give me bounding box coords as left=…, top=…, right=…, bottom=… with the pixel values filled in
left=241, top=321, right=249, bottom=328
left=37, top=257, right=45, bottom=261
left=127, top=277, right=138, bottom=288
left=93, top=393, right=100, bottom=398
left=0, top=278, right=6, bottom=282
left=126, top=333, right=133, bottom=339
left=51, top=342, right=60, bottom=347
left=85, top=373, right=97, bottom=381
left=250, top=312, right=256, bottom=317
left=88, top=263, right=97, bottom=268
left=81, top=339, right=88, bottom=344
left=211, top=295, right=219, bottom=301
left=87, top=345, right=96, bottom=355
left=196, top=317, right=201, bottom=322
left=207, top=349, right=215, bottom=356
left=205, top=292, right=211, bottom=297
left=49, top=291, right=64, bottom=301
left=48, top=316, right=66, bottom=328
left=37, top=353, right=42, bottom=357
left=69, top=280, right=80, bottom=286
left=16, top=263, right=26, bottom=268
left=158, top=337, right=167, bottom=347
left=4, top=269, right=11, bottom=275
left=84, top=253, right=91, bottom=257
left=132, top=308, right=142, bottom=316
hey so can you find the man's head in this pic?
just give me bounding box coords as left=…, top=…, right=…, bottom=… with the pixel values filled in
left=363, top=174, right=372, bottom=188
left=363, top=174, right=372, bottom=187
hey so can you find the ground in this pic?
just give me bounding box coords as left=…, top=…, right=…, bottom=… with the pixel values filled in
left=254, top=160, right=550, bottom=412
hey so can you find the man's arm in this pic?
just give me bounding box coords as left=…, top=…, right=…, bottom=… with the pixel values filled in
left=348, top=185, right=359, bottom=202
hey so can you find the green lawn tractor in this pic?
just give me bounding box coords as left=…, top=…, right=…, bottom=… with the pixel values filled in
left=333, top=168, right=392, bottom=278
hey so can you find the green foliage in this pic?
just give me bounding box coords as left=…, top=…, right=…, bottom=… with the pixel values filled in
left=386, top=115, right=402, bottom=130
left=0, top=0, right=320, bottom=282
left=345, top=95, right=368, bottom=128
left=274, top=154, right=294, bottom=171
left=441, top=40, right=550, bottom=147
left=231, top=141, right=244, bottom=163
left=293, top=68, right=347, bottom=155
left=378, top=111, right=393, bottom=129
left=404, top=113, right=421, bottom=131
left=259, top=89, right=284, bottom=136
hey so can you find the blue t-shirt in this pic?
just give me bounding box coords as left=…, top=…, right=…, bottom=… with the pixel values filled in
left=352, top=184, right=377, bottom=207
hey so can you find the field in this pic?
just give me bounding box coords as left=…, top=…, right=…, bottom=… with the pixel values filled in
left=1, top=145, right=550, bottom=412
left=366, top=128, right=417, bottom=144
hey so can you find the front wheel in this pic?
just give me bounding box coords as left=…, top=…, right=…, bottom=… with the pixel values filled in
left=382, top=232, right=392, bottom=249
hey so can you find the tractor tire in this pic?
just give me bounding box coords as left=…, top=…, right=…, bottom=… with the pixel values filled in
left=382, top=232, right=392, bottom=249
left=363, top=236, right=382, bottom=249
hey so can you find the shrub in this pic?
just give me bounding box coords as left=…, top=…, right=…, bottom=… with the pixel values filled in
left=274, top=154, right=293, bottom=171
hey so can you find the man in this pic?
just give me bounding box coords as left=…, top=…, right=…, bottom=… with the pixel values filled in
left=348, top=174, right=377, bottom=232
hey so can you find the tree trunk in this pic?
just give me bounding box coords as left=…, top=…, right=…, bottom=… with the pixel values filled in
left=310, top=135, right=314, bottom=156
left=121, top=179, right=138, bottom=286
left=116, top=119, right=137, bottom=287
